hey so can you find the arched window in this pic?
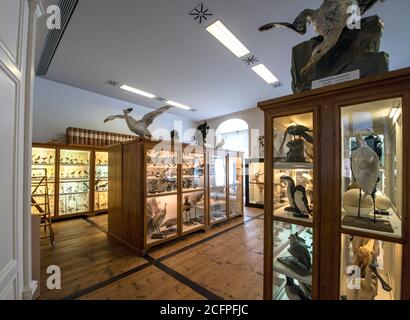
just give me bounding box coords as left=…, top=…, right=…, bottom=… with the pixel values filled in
left=216, top=118, right=249, bottom=158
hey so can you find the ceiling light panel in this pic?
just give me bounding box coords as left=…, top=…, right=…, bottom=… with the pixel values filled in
left=120, top=85, right=156, bottom=99
left=206, top=20, right=250, bottom=58
left=166, top=100, right=191, bottom=110
left=251, top=64, right=279, bottom=84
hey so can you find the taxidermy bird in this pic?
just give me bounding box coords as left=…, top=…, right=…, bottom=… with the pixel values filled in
left=294, top=185, right=312, bottom=217
left=346, top=265, right=377, bottom=300
left=285, top=277, right=310, bottom=300
left=288, top=234, right=311, bottom=271
left=351, top=132, right=379, bottom=195
left=170, top=130, right=180, bottom=143
left=147, top=198, right=167, bottom=236
left=259, top=0, right=385, bottom=74
left=279, top=125, right=313, bottom=154
left=280, top=176, right=310, bottom=218
left=104, top=106, right=172, bottom=139
left=194, top=122, right=210, bottom=145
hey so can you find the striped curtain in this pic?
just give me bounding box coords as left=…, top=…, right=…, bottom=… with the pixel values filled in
left=66, top=127, right=137, bottom=147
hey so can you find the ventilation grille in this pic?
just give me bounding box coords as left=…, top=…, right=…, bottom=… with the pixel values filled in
left=36, top=0, right=79, bottom=76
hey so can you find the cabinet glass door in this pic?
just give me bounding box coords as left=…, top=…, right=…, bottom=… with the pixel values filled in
left=94, top=151, right=108, bottom=211
left=182, top=152, right=205, bottom=233
left=247, top=159, right=264, bottom=207
left=31, top=147, right=56, bottom=216
left=340, top=98, right=403, bottom=239
left=228, top=153, right=243, bottom=218
left=146, top=149, right=178, bottom=245
left=59, top=149, right=90, bottom=215
left=209, top=152, right=227, bottom=224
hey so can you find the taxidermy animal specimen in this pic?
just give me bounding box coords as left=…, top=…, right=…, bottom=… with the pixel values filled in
left=285, top=277, right=310, bottom=300
left=161, top=218, right=177, bottom=233
left=259, top=0, right=385, bottom=74
left=280, top=176, right=312, bottom=218
left=170, top=130, right=180, bottom=143
left=279, top=125, right=313, bottom=154
left=194, top=122, right=210, bottom=145
left=147, top=198, right=167, bottom=238
left=104, top=106, right=172, bottom=139
left=288, top=233, right=311, bottom=271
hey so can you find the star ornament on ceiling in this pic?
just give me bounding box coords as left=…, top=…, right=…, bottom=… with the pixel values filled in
left=243, top=55, right=259, bottom=66
left=189, top=3, right=213, bottom=24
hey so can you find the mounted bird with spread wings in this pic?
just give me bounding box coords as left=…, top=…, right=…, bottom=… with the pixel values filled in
left=259, top=0, right=386, bottom=74
left=104, top=106, right=173, bottom=139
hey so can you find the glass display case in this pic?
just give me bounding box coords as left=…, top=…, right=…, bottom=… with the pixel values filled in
left=245, top=158, right=264, bottom=208
left=182, top=152, right=206, bottom=234
left=58, top=149, right=91, bottom=215
left=273, top=112, right=314, bottom=225
left=31, top=147, right=56, bottom=216
left=340, top=98, right=403, bottom=239
left=340, top=234, right=402, bottom=300
left=208, top=152, right=227, bottom=224
left=228, top=153, right=243, bottom=218
left=272, top=221, right=313, bottom=300
left=94, top=151, right=109, bottom=212
left=146, top=149, right=179, bottom=245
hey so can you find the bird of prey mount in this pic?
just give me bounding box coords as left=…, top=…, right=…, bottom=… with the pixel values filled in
left=104, top=106, right=173, bottom=139
left=259, top=0, right=388, bottom=92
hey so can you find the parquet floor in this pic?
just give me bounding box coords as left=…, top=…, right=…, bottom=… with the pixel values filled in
left=39, top=207, right=264, bottom=300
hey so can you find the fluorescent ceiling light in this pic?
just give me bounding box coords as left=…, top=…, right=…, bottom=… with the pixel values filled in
left=251, top=64, right=279, bottom=84
left=120, top=85, right=156, bottom=99
left=206, top=20, right=250, bottom=58
left=166, top=100, right=191, bottom=110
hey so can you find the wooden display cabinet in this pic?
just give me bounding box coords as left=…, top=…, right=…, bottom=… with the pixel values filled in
left=108, top=140, right=244, bottom=255
left=259, top=68, right=410, bottom=300
left=31, top=143, right=108, bottom=220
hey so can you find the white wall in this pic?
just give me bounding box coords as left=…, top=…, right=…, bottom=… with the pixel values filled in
left=205, top=108, right=265, bottom=158
left=33, top=77, right=197, bottom=143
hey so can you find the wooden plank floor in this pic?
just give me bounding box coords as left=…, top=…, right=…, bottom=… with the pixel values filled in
left=39, top=207, right=264, bottom=300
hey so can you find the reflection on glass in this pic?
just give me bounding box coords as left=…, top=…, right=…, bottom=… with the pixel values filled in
left=341, top=98, right=403, bottom=238
left=273, top=113, right=314, bottom=224
left=95, top=151, right=108, bottom=211
left=59, top=149, right=90, bottom=215
left=340, top=234, right=402, bottom=300
left=31, top=147, right=56, bottom=215
left=246, top=159, right=264, bottom=207
left=229, top=154, right=243, bottom=218
left=146, top=150, right=178, bottom=195
left=146, top=195, right=178, bottom=245
left=273, top=221, right=313, bottom=300
left=209, top=153, right=227, bottom=223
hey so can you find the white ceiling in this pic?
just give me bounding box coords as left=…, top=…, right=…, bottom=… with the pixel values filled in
left=36, top=0, right=410, bottom=121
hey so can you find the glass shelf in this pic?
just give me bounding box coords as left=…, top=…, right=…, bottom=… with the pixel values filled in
left=340, top=97, right=403, bottom=240
left=273, top=112, right=314, bottom=225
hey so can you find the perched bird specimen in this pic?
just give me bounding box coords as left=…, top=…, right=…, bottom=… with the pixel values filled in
left=259, top=0, right=385, bottom=74
left=281, top=176, right=311, bottom=218
left=285, top=277, right=311, bottom=300
left=147, top=198, right=167, bottom=238
left=279, top=125, right=313, bottom=154
left=194, top=122, right=210, bottom=145
left=170, top=130, right=180, bottom=143
left=288, top=233, right=311, bottom=271
left=161, top=218, right=177, bottom=233
left=104, top=106, right=172, bottom=139
left=215, top=138, right=225, bottom=150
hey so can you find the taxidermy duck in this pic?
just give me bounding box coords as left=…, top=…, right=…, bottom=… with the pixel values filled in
left=104, top=106, right=172, bottom=139
left=351, top=132, right=379, bottom=195
left=259, top=0, right=385, bottom=74
left=285, top=277, right=310, bottom=300
left=279, top=125, right=313, bottom=154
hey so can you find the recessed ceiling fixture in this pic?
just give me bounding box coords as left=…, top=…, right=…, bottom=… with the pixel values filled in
left=120, top=85, right=156, bottom=99
left=206, top=20, right=250, bottom=58
left=243, top=55, right=259, bottom=66
left=166, top=100, right=192, bottom=110
left=189, top=3, right=213, bottom=24
left=251, top=64, right=279, bottom=84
